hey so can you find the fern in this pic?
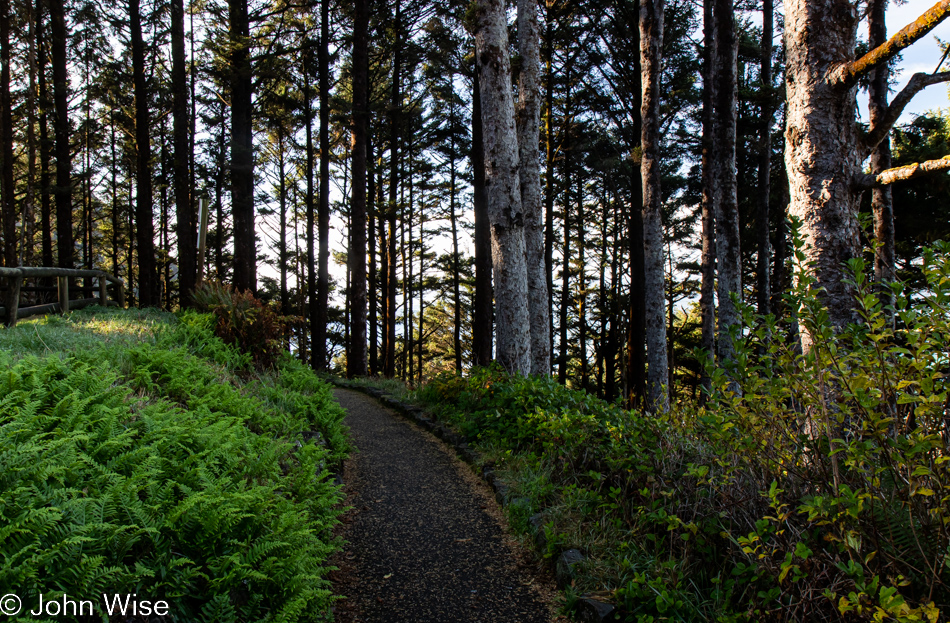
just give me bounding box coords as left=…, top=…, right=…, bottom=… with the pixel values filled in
left=0, top=310, right=346, bottom=622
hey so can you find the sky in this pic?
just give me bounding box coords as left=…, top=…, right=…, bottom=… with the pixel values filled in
left=857, top=0, right=950, bottom=123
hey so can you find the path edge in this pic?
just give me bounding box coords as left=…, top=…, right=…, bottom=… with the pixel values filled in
left=328, top=378, right=620, bottom=623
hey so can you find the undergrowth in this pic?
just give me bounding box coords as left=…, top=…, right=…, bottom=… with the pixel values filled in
left=0, top=307, right=347, bottom=622
left=415, top=240, right=950, bottom=622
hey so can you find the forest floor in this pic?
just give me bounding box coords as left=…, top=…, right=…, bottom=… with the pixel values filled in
left=329, top=389, right=564, bottom=623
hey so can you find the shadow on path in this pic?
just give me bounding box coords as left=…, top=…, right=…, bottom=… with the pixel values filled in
left=330, top=389, right=556, bottom=623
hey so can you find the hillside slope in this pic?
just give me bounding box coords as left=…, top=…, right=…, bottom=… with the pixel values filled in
left=0, top=307, right=347, bottom=623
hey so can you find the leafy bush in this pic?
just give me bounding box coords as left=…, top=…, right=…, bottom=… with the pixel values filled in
left=415, top=242, right=950, bottom=622
left=0, top=310, right=347, bottom=622
left=193, top=281, right=300, bottom=369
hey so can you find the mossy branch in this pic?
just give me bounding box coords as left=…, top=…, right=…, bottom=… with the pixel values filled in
left=854, top=156, right=950, bottom=189
left=832, top=0, right=950, bottom=86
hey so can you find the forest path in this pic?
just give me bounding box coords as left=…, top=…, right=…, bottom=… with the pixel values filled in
left=329, top=389, right=559, bottom=623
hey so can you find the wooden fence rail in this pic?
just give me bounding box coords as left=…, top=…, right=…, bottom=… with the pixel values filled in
left=0, top=267, right=126, bottom=327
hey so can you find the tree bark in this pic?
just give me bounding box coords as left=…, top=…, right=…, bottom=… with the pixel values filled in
left=471, top=60, right=493, bottom=368
left=230, top=0, right=255, bottom=292
left=475, top=0, right=532, bottom=375
left=449, top=114, right=462, bottom=373
left=784, top=0, right=862, bottom=345
left=756, top=0, right=773, bottom=316
left=0, top=0, right=15, bottom=267
left=304, top=44, right=320, bottom=368
left=868, top=0, right=894, bottom=313
left=131, top=0, right=158, bottom=306
left=714, top=0, right=740, bottom=364
left=172, top=0, right=195, bottom=306
left=369, top=133, right=378, bottom=375
left=277, top=127, right=288, bottom=311
left=640, top=0, right=669, bottom=412
left=318, top=0, right=331, bottom=370
left=37, top=0, right=53, bottom=269
left=784, top=0, right=950, bottom=346
left=23, top=0, right=37, bottom=267
left=558, top=157, right=570, bottom=385
left=576, top=171, right=587, bottom=390
left=517, top=0, right=549, bottom=376
left=50, top=0, right=72, bottom=269
left=348, top=0, right=369, bottom=378
left=543, top=3, right=555, bottom=368
left=384, top=2, right=401, bottom=378
left=699, top=0, right=717, bottom=394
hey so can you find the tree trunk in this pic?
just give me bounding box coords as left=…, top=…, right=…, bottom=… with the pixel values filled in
left=640, top=0, right=669, bottom=413
left=215, top=99, right=226, bottom=279
left=699, top=0, right=718, bottom=394
left=172, top=0, right=195, bottom=306
left=476, top=0, right=532, bottom=375
left=37, top=0, right=53, bottom=269
left=0, top=0, right=15, bottom=267
left=110, top=117, right=119, bottom=278
left=369, top=133, right=378, bottom=375
left=131, top=0, right=158, bottom=306
left=318, top=0, right=332, bottom=369
left=868, top=0, right=894, bottom=315
left=127, top=169, right=135, bottom=304
left=625, top=9, right=645, bottom=409
left=576, top=172, right=587, bottom=391
left=384, top=2, right=401, bottom=378
left=347, top=0, right=369, bottom=378
left=558, top=154, right=570, bottom=386
left=51, top=0, right=72, bottom=268
left=449, top=115, right=462, bottom=373
left=230, top=0, right=255, bottom=292
left=417, top=207, right=425, bottom=384
left=605, top=189, right=620, bottom=401
left=517, top=0, right=549, bottom=376
left=471, top=60, right=493, bottom=368
left=756, top=0, right=773, bottom=316
left=784, top=0, right=862, bottom=347
left=304, top=45, right=320, bottom=368
left=23, top=0, right=38, bottom=267
left=543, top=10, right=556, bottom=364
left=277, top=127, right=288, bottom=311
left=715, top=0, right=740, bottom=364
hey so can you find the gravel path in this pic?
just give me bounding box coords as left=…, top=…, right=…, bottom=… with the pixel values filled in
left=330, top=389, right=557, bottom=623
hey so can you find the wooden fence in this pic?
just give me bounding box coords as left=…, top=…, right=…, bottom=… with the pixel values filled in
left=0, top=267, right=126, bottom=327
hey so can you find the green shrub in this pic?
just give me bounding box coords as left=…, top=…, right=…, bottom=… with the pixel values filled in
left=193, top=281, right=300, bottom=369
left=415, top=242, right=950, bottom=622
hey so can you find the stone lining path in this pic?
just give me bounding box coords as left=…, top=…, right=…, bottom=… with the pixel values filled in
left=330, top=389, right=558, bottom=623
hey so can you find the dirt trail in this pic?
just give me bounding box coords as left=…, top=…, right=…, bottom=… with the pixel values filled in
left=330, top=389, right=558, bottom=623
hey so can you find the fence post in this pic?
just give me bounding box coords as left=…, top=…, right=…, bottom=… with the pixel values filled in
left=99, top=274, right=108, bottom=306
left=197, top=197, right=209, bottom=285
left=5, top=274, right=21, bottom=327
left=58, top=276, right=69, bottom=314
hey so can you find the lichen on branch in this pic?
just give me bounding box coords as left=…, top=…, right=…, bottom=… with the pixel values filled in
left=832, top=0, right=950, bottom=86
left=854, top=156, right=950, bottom=189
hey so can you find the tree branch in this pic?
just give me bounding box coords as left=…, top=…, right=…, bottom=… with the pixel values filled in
left=862, top=71, right=950, bottom=156
left=854, top=157, right=950, bottom=190
left=832, top=0, right=950, bottom=86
